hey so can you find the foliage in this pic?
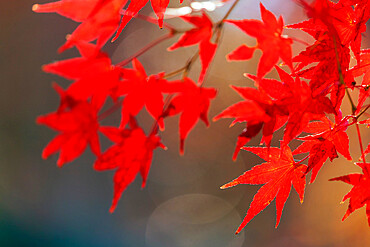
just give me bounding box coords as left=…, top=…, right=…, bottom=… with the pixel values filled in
left=34, top=0, right=370, bottom=235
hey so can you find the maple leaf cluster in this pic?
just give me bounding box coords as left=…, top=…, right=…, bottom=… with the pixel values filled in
left=34, top=0, right=370, bottom=236
left=34, top=0, right=218, bottom=214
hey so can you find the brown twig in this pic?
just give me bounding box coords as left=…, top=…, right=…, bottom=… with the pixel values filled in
left=116, top=32, right=174, bottom=67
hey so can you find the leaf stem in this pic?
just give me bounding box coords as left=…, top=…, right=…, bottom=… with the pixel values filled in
left=332, top=36, right=357, bottom=114
left=116, top=32, right=174, bottom=67
left=296, top=155, right=309, bottom=165
left=164, top=0, right=240, bottom=81
left=355, top=123, right=366, bottom=163
left=355, top=104, right=370, bottom=120
left=120, top=10, right=176, bottom=30
left=149, top=94, right=174, bottom=135
left=183, top=51, right=199, bottom=79
left=220, top=0, right=240, bottom=23
left=97, top=99, right=124, bottom=121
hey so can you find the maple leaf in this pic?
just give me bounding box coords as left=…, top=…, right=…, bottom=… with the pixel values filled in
left=288, top=34, right=352, bottom=105
left=43, top=42, right=123, bottom=107
left=286, top=2, right=360, bottom=109
left=213, top=74, right=291, bottom=160
left=168, top=12, right=217, bottom=83
left=295, top=0, right=369, bottom=61
left=221, top=146, right=307, bottom=233
left=37, top=84, right=101, bottom=167
left=94, top=118, right=165, bottom=212
left=272, top=67, right=336, bottom=144
left=117, top=58, right=175, bottom=129
left=225, top=3, right=293, bottom=78
left=293, top=115, right=351, bottom=183
left=351, top=49, right=370, bottom=114
left=330, top=162, right=370, bottom=226
left=112, top=0, right=171, bottom=41
left=32, top=0, right=102, bottom=21
left=33, top=0, right=128, bottom=52
left=162, top=77, right=217, bottom=154
left=331, top=1, right=369, bottom=61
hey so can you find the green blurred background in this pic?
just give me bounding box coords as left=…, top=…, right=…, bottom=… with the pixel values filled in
left=1, top=0, right=370, bottom=246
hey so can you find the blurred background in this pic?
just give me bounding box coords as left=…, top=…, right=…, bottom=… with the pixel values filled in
left=1, top=0, right=370, bottom=246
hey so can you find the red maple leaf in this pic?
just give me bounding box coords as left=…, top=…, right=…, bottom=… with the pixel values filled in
left=293, top=115, right=351, bottom=183
left=351, top=49, right=370, bottom=114
left=213, top=73, right=291, bottom=160
left=112, top=0, right=172, bottom=41
left=117, top=58, right=176, bottom=129
left=43, top=42, right=123, bottom=107
left=33, top=0, right=128, bottom=52
left=163, top=77, right=217, bottom=154
left=295, top=0, right=369, bottom=62
left=221, top=145, right=307, bottom=233
left=286, top=2, right=361, bottom=109
left=273, top=67, right=335, bottom=144
left=331, top=1, right=369, bottom=61
left=225, top=3, right=293, bottom=78
left=37, top=84, right=101, bottom=167
left=287, top=34, right=352, bottom=108
left=168, top=12, right=217, bottom=83
left=94, top=118, right=165, bottom=212
left=330, top=162, right=370, bottom=226
left=32, top=0, right=100, bottom=21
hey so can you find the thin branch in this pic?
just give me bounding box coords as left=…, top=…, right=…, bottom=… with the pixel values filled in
left=220, top=0, right=240, bottom=23
left=296, top=155, right=309, bottom=165
left=116, top=32, right=174, bottom=67
left=119, top=10, right=175, bottom=30
left=355, top=104, right=370, bottom=120
left=98, top=99, right=123, bottom=121
left=332, top=36, right=357, bottom=114
left=356, top=123, right=366, bottom=163
left=183, top=51, right=199, bottom=79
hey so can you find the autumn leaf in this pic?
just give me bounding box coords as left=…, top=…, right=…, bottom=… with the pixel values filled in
left=43, top=42, right=123, bottom=107
left=330, top=162, right=370, bottom=226
left=286, top=1, right=360, bottom=109
left=293, top=115, right=351, bottom=183
left=295, top=0, right=369, bottom=62
left=94, top=118, right=165, bottom=212
left=168, top=12, right=217, bottom=83
left=225, top=3, right=293, bottom=78
left=221, top=145, right=307, bottom=233
left=350, top=49, right=370, bottom=114
left=112, top=0, right=171, bottom=41
left=33, top=0, right=128, bottom=52
left=163, top=77, right=217, bottom=154
left=272, top=67, right=336, bottom=144
left=117, top=58, right=174, bottom=129
left=213, top=78, right=289, bottom=160
left=214, top=66, right=333, bottom=160
left=32, top=0, right=100, bottom=21
left=37, top=84, right=101, bottom=167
